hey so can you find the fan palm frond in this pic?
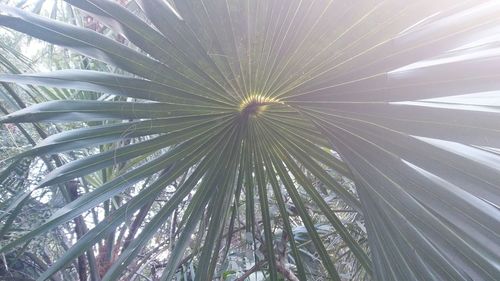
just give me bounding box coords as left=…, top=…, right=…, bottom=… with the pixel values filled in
left=1, top=0, right=499, bottom=280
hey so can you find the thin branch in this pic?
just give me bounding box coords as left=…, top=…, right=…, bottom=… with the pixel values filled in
left=234, top=261, right=266, bottom=281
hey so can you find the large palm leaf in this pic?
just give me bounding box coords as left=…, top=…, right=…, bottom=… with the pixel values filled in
left=1, top=0, right=499, bottom=280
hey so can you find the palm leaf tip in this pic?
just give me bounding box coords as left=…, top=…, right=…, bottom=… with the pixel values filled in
left=1, top=0, right=500, bottom=280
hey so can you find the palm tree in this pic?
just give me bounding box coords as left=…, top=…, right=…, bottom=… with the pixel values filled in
left=1, top=0, right=499, bottom=280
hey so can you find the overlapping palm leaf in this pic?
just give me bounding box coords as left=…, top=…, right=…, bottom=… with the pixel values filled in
left=1, top=0, right=500, bottom=280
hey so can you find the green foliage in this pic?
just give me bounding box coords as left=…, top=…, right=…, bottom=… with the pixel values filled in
left=1, top=0, right=500, bottom=280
